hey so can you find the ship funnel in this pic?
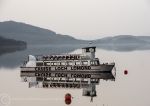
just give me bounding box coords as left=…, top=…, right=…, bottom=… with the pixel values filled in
left=82, top=47, right=96, bottom=59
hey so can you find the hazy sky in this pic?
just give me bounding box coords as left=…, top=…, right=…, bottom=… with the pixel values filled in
left=0, top=0, right=150, bottom=40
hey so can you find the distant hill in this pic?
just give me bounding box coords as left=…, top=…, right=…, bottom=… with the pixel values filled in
left=1, top=21, right=150, bottom=67
left=94, top=35, right=150, bottom=44
left=0, top=21, right=87, bottom=45
left=93, top=35, right=150, bottom=51
left=0, top=21, right=150, bottom=49
left=0, top=36, right=27, bottom=55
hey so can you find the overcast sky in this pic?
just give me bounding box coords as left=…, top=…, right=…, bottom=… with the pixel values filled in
left=0, top=0, right=150, bottom=40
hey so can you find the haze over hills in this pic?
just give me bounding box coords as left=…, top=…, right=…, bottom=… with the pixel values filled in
left=0, top=36, right=26, bottom=55
left=1, top=21, right=150, bottom=67
left=94, top=35, right=150, bottom=44
left=0, top=21, right=150, bottom=47
left=0, top=21, right=87, bottom=45
left=92, top=35, right=150, bottom=51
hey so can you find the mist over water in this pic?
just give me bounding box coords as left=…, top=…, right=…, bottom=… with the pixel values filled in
left=0, top=49, right=150, bottom=106
left=0, top=45, right=82, bottom=67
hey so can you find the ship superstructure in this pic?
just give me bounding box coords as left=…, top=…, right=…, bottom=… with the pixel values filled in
left=20, top=46, right=116, bottom=101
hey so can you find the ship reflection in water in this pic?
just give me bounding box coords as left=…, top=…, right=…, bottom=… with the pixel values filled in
left=0, top=48, right=150, bottom=106
left=20, top=47, right=116, bottom=102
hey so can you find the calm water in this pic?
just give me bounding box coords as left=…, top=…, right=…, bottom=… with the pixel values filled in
left=0, top=45, right=80, bottom=67
left=0, top=48, right=150, bottom=106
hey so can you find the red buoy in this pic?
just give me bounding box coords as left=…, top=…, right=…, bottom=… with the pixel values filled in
left=65, top=93, right=72, bottom=105
left=65, top=99, right=71, bottom=105
left=124, top=70, right=128, bottom=75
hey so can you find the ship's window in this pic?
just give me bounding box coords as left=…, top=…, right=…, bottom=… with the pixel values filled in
left=51, top=62, right=57, bottom=66
left=67, top=61, right=73, bottom=66
left=51, top=62, right=59, bottom=66
left=90, top=61, right=95, bottom=65
left=83, top=79, right=88, bottom=81
left=61, top=78, right=66, bottom=81
left=47, top=63, right=51, bottom=66
left=82, top=61, right=88, bottom=65
left=57, top=62, right=61, bottom=65
left=44, top=62, right=51, bottom=66
left=75, top=61, right=81, bottom=65
left=50, top=77, right=54, bottom=80
left=36, top=62, right=43, bottom=66
left=51, top=62, right=54, bottom=66
left=67, top=78, right=73, bottom=82
left=95, top=60, right=100, bottom=65
left=75, top=55, right=78, bottom=59
left=76, top=78, right=81, bottom=81
left=68, top=61, right=74, bottom=66
left=96, top=79, right=99, bottom=82
left=90, top=60, right=99, bottom=65
left=54, top=62, right=58, bottom=66
left=61, top=62, right=66, bottom=66
left=91, top=79, right=94, bottom=81
left=53, top=77, right=58, bottom=81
